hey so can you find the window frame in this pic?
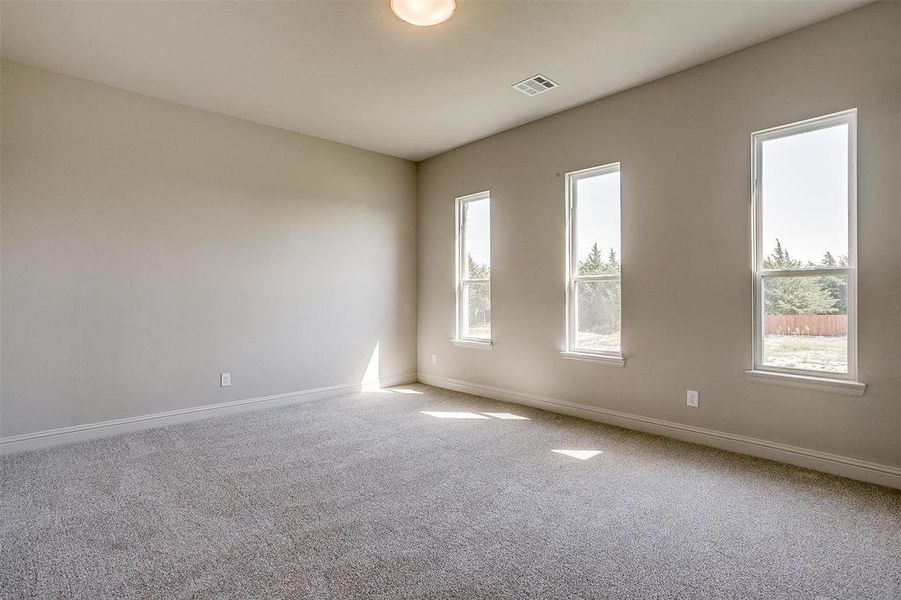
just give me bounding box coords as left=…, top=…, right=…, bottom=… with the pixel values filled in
left=563, top=162, right=624, bottom=366
left=455, top=190, right=492, bottom=347
left=749, top=109, right=859, bottom=385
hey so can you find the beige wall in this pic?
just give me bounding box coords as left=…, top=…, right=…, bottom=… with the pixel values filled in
left=417, top=3, right=900, bottom=467
left=0, top=61, right=417, bottom=436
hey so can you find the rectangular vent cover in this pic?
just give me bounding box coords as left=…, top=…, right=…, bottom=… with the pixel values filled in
left=512, top=74, right=559, bottom=96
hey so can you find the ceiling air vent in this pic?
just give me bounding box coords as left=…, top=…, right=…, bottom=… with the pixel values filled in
left=512, top=74, right=559, bottom=97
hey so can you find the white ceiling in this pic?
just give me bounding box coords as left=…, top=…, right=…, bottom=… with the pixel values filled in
left=1, top=0, right=869, bottom=161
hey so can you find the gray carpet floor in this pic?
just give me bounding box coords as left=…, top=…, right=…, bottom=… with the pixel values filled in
left=1, top=384, right=899, bottom=599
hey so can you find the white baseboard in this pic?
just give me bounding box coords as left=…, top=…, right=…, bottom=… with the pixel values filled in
left=0, top=373, right=417, bottom=455
left=417, top=373, right=901, bottom=490
left=378, top=373, right=419, bottom=388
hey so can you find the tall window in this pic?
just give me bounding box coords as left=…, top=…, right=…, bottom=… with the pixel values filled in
left=751, top=110, right=857, bottom=381
left=565, top=163, right=623, bottom=364
left=455, top=191, right=491, bottom=344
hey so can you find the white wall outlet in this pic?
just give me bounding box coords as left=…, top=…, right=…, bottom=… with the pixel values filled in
left=687, top=390, right=699, bottom=408
left=431, top=353, right=438, bottom=365
left=220, top=372, right=231, bottom=387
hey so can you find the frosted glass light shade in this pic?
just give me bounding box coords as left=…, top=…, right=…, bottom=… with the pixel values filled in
left=390, top=0, right=456, bottom=27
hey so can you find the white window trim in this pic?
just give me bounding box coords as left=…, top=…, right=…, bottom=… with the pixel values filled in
left=563, top=162, right=625, bottom=366
left=455, top=190, right=492, bottom=346
left=560, top=351, right=624, bottom=367
left=748, top=109, right=863, bottom=393
left=746, top=370, right=865, bottom=397
left=451, top=339, right=493, bottom=350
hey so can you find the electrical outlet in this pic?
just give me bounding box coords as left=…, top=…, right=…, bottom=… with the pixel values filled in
left=687, top=390, right=699, bottom=408
left=431, top=353, right=438, bottom=365
left=220, top=372, right=231, bottom=387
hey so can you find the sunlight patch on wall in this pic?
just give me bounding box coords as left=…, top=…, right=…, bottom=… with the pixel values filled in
left=361, top=342, right=381, bottom=392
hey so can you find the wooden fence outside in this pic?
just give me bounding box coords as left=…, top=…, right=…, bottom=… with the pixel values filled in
left=765, top=314, right=847, bottom=337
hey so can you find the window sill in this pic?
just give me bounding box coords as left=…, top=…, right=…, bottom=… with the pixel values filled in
left=745, top=370, right=866, bottom=397
left=452, top=339, right=493, bottom=350
left=560, top=351, right=625, bottom=367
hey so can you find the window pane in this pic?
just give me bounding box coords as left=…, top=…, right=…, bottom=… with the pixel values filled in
left=576, top=170, right=621, bottom=276
left=762, top=273, right=848, bottom=373
left=463, top=198, right=490, bottom=279
left=761, top=124, right=848, bottom=268
left=463, top=282, right=491, bottom=339
left=575, top=280, right=621, bottom=352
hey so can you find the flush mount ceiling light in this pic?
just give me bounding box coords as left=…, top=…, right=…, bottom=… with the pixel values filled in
left=390, top=0, right=456, bottom=27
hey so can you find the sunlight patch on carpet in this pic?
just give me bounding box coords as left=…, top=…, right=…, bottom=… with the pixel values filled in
left=482, top=412, right=530, bottom=420
left=552, top=449, right=602, bottom=460
left=421, top=411, right=490, bottom=419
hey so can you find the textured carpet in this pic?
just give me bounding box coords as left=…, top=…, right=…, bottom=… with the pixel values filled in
left=1, top=384, right=899, bottom=599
